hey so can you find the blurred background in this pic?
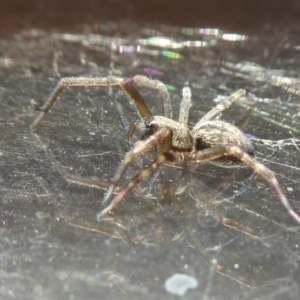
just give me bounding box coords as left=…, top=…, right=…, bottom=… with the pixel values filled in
left=1, top=0, right=300, bottom=31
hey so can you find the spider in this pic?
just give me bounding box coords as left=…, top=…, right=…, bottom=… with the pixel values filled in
left=31, top=75, right=300, bottom=224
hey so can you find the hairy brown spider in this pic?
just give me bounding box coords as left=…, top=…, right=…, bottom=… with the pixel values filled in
left=31, top=75, right=300, bottom=224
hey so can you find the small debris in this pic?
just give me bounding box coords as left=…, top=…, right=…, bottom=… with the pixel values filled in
left=165, top=273, right=198, bottom=296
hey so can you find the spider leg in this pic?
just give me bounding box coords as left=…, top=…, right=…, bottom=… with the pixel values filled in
left=97, top=151, right=178, bottom=220
left=200, top=89, right=253, bottom=122
left=127, top=121, right=143, bottom=143
left=178, top=87, right=192, bottom=124
left=99, top=128, right=181, bottom=219
left=126, top=75, right=173, bottom=118
left=31, top=76, right=152, bottom=128
left=102, top=127, right=176, bottom=204
left=193, top=146, right=300, bottom=224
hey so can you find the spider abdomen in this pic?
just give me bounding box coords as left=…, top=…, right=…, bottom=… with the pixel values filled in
left=192, top=120, right=254, bottom=166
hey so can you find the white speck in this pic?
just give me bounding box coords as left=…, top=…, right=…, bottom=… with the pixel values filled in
left=211, top=258, right=218, bottom=265
left=165, top=273, right=198, bottom=296
left=89, top=131, right=96, bottom=136
left=287, top=187, right=294, bottom=192
left=234, top=264, right=239, bottom=269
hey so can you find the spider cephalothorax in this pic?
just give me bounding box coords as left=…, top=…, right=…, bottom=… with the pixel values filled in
left=31, top=75, right=300, bottom=224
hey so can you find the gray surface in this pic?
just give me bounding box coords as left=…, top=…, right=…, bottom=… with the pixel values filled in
left=1, top=21, right=300, bottom=299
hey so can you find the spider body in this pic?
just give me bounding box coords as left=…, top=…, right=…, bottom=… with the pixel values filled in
left=31, top=75, right=300, bottom=224
left=140, top=116, right=254, bottom=166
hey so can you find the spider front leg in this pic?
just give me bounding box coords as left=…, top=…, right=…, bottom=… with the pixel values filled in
left=98, top=128, right=181, bottom=220
left=192, top=146, right=300, bottom=224
left=31, top=76, right=152, bottom=129
left=127, top=75, right=172, bottom=118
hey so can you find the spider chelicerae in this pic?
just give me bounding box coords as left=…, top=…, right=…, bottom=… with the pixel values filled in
left=31, top=75, right=300, bottom=224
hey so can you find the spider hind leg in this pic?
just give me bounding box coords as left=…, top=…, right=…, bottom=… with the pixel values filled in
left=193, top=146, right=300, bottom=224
